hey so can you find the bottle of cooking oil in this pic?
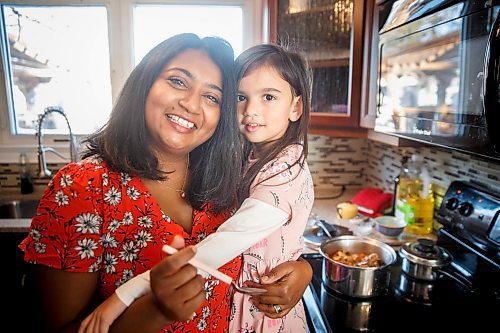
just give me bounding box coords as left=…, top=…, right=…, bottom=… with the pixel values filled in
left=407, top=165, right=434, bottom=235
left=395, top=154, right=420, bottom=226
left=395, top=154, right=434, bottom=235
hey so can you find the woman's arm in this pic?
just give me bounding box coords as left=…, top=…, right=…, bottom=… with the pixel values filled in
left=242, top=258, right=313, bottom=318
left=26, top=245, right=204, bottom=333
left=25, top=264, right=100, bottom=333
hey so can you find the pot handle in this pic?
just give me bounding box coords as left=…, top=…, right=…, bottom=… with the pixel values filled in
left=437, top=266, right=475, bottom=293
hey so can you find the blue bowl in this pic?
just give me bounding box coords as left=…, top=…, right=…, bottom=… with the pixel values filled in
left=374, top=216, right=407, bottom=237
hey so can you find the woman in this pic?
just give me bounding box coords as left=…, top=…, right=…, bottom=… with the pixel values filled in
left=19, top=33, right=312, bottom=333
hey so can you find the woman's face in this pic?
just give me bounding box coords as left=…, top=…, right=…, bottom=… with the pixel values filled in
left=145, top=49, right=223, bottom=157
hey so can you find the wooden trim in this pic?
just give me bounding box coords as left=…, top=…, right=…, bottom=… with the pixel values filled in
left=360, top=0, right=377, bottom=129
left=345, top=0, right=365, bottom=127
left=309, top=125, right=368, bottom=138
left=268, top=0, right=278, bottom=43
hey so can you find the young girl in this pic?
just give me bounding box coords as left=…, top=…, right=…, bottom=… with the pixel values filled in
left=79, top=43, right=313, bottom=333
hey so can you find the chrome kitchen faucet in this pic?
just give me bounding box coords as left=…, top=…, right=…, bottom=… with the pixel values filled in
left=36, top=106, right=78, bottom=178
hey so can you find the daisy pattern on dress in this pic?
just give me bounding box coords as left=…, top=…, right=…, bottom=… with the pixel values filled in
left=121, top=269, right=135, bottom=284
left=88, top=261, right=99, bottom=273
left=122, top=211, right=134, bottom=225
left=60, top=174, right=73, bottom=188
left=55, top=190, right=70, bottom=206
left=126, top=186, right=140, bottom=200
left=204, top=279, right=220, bottom=300
left=100, top=233, right=118, bottom=249
left=75, top=212, right=101, bottom=234
left=196, top=318, right=208, bottom=331
left=34, top=242, right=46, bottom=254
left=102, top=173, right=109, bottom=186
left=29, top=229, right=41, bottom=242
left=120, top=172, right=132, bottom=186
left=202, top=306, right=210, bottom=319
left=75, top=238, right=99, bottom=260
left=137, top=215, right=153, bottom=229
left=103, top=252, right=119, bottom=274
left=119, top=241, right=139, bottom=262
left=134, top=230, right=153, bottom=248
left=108, top=219, right=121, bottom=232
left=104, top=186, right=121, bottom=206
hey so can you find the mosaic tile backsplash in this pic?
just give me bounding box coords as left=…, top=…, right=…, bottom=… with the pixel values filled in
left=2, top=136, right=500, bottom=202
left=307, top=135, right=500, bottom=203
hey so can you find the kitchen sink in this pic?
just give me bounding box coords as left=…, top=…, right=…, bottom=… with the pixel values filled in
left=0, top=199, right=39, bottom=219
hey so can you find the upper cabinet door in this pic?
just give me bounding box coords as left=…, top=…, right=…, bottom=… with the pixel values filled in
left=268, top=0, right=367, bottom=136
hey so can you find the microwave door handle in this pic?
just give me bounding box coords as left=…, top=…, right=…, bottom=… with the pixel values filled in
left=483, top=12, right=500, bottom=153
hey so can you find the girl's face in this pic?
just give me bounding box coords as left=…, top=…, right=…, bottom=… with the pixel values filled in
left=237, top=65, right=302, bottom=145
left=145, top=49, right=223, bottom=158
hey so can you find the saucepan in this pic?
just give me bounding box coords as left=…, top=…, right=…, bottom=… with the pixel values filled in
left=319, top=235, right=397, bottom=298
left=398, top=238, right=475, bottom=291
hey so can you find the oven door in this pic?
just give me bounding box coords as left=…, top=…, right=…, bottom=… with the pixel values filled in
left=375, top=1, right=500, bottom=161
left=303, top=284, right=332, bottom=333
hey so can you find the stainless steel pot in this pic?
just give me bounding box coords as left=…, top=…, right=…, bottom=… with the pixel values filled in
left=320, top=236, right=397, bottom=298
left=398, top=238, right=452, bottom=281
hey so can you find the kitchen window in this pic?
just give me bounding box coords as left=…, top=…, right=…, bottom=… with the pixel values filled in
left=0, top=0, right=263, bottom=161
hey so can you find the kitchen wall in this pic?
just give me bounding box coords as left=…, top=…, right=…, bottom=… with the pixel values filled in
left=308, top=134, right=500, bottom=205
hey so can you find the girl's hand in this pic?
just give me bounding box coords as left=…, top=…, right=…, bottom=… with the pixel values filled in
left=243, top=258, right=312, bottom=318
left=149, top=236, right=206, bottom=322
left=78, top=293, right=127, bottom=333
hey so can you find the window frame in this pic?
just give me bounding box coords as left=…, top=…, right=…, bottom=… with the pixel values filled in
left=0, top=0, right=265, bottom=163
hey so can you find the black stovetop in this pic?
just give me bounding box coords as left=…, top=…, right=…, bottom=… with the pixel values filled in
left=301, top=252, right=497, bottom=333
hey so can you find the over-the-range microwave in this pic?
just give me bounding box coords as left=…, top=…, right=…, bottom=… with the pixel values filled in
left=375, top=0, right=500, bottom=162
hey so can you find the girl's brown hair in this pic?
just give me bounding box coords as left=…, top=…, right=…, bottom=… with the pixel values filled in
left=234, top=43, right=312, bottom=204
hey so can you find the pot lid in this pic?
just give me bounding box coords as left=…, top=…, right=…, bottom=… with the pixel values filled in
left=399, top=238, right=452, bottom=267
left=303, top=220, right=352, bottom=248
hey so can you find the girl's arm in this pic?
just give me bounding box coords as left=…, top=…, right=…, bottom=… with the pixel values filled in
left=78, top=271, right=150, bottom=333
left=79, top=293, right=127, bottom=333
left=194, top=197, right=289, bottom=270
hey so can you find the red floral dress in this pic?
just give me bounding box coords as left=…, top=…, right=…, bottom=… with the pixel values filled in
left=19, top=156, right=241, bottom=332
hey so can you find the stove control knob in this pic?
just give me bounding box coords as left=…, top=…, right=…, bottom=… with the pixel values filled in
left=458, top=202, right=474, bottom=216
left=445, top=197, right=459, bottom=210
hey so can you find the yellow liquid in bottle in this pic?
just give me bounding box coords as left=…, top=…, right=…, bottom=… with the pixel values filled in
left=405, top=193, right=434, bottom=235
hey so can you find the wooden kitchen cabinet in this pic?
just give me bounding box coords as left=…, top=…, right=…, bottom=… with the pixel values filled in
left=268, top=0, right=368, bottom=137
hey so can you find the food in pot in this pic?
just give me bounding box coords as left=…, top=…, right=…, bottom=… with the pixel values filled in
left=330, top=250, right=382, bottom=268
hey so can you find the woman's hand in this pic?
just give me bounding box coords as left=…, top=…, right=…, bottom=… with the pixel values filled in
left=149, top=236, right=206, bottom=322
left=242, top=257, right=312, bottom=318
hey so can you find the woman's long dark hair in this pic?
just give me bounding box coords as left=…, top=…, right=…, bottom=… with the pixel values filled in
left=83, top=33, right=241, bottom=212
left=234, top=44, right=312, bottom=205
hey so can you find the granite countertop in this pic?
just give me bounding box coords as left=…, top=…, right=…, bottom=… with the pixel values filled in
left=307, top=187, right=437, bottom=251
left=0, top=219, right=31, bottom=233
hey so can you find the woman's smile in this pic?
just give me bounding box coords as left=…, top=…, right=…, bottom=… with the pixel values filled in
left=166, top=113, right=196, bottom=130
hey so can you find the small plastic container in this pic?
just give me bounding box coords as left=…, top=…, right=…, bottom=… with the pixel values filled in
left=348, top=216, right=374, bottom=236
